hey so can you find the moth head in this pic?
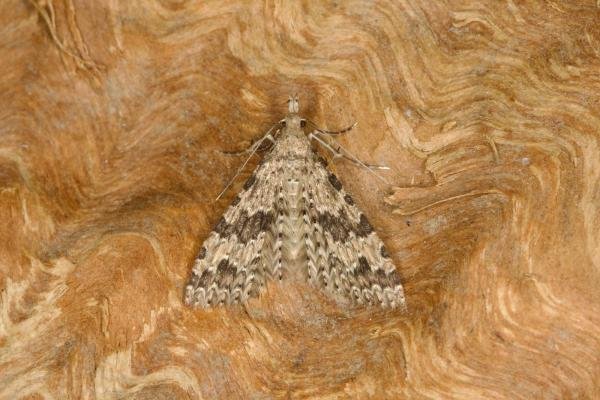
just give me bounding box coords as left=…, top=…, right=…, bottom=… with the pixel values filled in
left=282, top=95, right=306, bottom=133
left=287, top=95, right=299, bottom=113
left=281, top=114, right=304, bottom=131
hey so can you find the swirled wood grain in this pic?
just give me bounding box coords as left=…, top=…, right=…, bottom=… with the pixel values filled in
left=1, top=0, right=599, bottom=398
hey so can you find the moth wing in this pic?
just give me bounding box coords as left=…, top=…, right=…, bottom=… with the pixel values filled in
left=304, top=157, right=406, bottom=309
left=184, top=162, right=281, bottom=308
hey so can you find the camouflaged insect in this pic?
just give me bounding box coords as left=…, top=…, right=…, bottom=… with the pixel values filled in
left=184, top=97, right=406, bottom=309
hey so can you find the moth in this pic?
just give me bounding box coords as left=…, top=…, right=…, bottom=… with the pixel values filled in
left=184, top=97, right=406, bottom=309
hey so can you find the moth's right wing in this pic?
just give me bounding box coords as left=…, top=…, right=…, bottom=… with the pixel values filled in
left=303, top=156, right=406, bottom=309
left=184, top=160, right=282, bottom=308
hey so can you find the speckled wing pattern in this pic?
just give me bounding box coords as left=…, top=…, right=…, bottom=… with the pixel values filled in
left=184, top=158, right=281, bottom=308
left=184, top=100, right=406, bottom=309
left=303, top=156, right=406, bottom=308
left=184, top=157, right=406, bottom=308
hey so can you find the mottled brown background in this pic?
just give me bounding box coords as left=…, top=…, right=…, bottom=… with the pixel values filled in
left=1, top=0, right=600, bottom=399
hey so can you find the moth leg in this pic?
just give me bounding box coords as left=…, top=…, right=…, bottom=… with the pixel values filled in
left=222, top=136, right=274, bottom=156
left=216, top=132, right=277, bottom=201
left=308, top=131, right=391, bottom=185
left=308, top=131, right=389, bottom=170
left=273, top=185, right=285, bottom=280
left=221, top=123, right=280, bottom=156
left=305, top=119, right=357, bottom=136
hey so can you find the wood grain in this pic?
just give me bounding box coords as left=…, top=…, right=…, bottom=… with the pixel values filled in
left=1, top=0, right=599, bottom=398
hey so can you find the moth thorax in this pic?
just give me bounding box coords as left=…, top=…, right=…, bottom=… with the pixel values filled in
left=285, top=177, right=301, bottom=193
left=283, top=114, right=303, bottom=130
left=278, top=133, right=311, bottom=158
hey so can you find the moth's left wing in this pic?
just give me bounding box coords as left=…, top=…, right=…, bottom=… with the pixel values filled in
left=303, top=156, right=406, bottom=309
left=184, top=163, right=280, bottom=308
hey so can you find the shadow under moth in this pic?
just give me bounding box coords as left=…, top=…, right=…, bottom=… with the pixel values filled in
left=184, top=97, right=406, bottom=309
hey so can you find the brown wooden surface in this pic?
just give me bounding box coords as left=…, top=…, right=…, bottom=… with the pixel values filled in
left=1, top=1, right=600, bottom=399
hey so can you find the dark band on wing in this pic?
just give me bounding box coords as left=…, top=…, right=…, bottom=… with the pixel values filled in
left=197, top=246, right=207, bottom=260
left=317, top=210, right=376, bottom=242
left=351, top=256, right=402, bottom=286
left=380, top=245, right=390, bottom=258
left=328, top=173, right=343, bottom=191
left=243, top=174, right=257, bottom=190
left=356, top=214, right=373, bottom=237
left=214, top=210, right=274, bottom=243
left=317, top=209, right=353, bottom=242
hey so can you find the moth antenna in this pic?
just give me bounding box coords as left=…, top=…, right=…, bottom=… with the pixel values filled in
left=305, top=119, right=357, bottom=136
